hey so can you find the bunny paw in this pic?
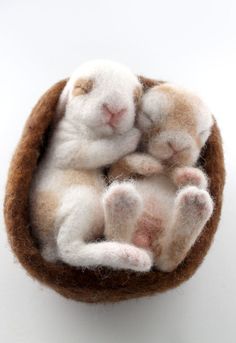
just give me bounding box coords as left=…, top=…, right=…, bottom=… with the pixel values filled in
left=177, top=186, right=213, bottom=221
left=103, top=182, right=142, bottom=219
left=173, top=167, right=208, bottom=189
left=118, top=245, right=153, bottom=272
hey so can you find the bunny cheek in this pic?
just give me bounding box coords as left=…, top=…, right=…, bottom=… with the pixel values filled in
left=114, top=103, right=136, bottom=134
left=173, top=148, right=199, bottom=167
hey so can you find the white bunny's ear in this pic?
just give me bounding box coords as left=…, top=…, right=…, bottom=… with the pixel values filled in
left=55, top=82, right=70, bottom=120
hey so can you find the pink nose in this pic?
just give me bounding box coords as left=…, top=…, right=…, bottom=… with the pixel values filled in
left=103, top=104, right=126, bottom=127
left=168, top=142, right=179, bottom=153
left=168, top=142, right=189, bottom=154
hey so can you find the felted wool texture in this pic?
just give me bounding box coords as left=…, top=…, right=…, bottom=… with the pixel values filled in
left=4, top=77, right=225, bottom=303
left=29, top=60, right=149, bottom=272
left=105, top=83, right=214, bottom=272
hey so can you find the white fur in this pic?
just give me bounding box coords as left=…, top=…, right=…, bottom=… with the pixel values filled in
left=57, top=60, right=141, bottom=137
left=104, top=83, right=214, bottom=272
left=30, top=60, right=153, bottom=272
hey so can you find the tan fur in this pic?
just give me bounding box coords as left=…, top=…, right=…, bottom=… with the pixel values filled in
left=133, top=86, right=143, bottom=109
left=31, top=191, right=58, bottom=242
left=167, top=235, right=190, bottom=268
left=154, top=84, right=197, bottom=136
left=109, top=158, right=137, bottom=181
left=72, top=78, right=94, bottom=96
left=138, top=76, right=165, bottom=91
left=106, top=83, right=214, bottom=272
left=31, top=169, right=105, bottom=248
left=62, top=169, right=104, bottom=191
left=134, top=211, right=164, bottom=249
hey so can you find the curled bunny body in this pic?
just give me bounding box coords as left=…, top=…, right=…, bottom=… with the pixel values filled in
left=30, top=60, right=153, bottom=272
left=104, top=82, right=214, bottom=272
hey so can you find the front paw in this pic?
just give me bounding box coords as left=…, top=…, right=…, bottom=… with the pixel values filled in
left=145, top=165, right=163, bottom=176
left=137, top=158, right=163, bottom=176
left=125, top=153, right=163, bottom=176
left=122, top=128, right=141, bottom=154
left=172, top=167, right=208, bottom=189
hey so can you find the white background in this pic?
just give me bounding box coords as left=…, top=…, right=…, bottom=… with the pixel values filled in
left=0, top=1, right=236, bottom=342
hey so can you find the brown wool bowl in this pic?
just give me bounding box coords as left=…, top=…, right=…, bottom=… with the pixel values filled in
left=4, top=77, right=225, bottom=303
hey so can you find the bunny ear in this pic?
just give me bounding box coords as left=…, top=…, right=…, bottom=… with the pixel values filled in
left=55, top=81, right=70, bottom=120
left=138, top=75, right=165, bottom=92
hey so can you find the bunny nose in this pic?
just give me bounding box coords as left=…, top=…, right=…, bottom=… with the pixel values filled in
left=168, top=142, right=178, bottom=153
left=167, top=141, right=189, bottom=154
left=102, top=103, right=127, bottom=127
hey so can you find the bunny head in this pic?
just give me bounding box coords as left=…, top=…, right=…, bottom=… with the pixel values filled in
left=56, top=60, right=142, bottom=137
left=137, top=83, right=213, bottom=167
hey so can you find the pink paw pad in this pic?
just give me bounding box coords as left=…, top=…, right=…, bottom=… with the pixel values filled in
left=175, top=168, right=206, bottom=189
left=104, top=184, right=142, bottom=217
left=119, top=246, right=152, bottom=271
left=178, top=187, right=213, bottom=218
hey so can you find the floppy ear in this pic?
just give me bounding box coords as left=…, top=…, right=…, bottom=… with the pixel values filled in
left=199, top=116, right=214, bottom=147
left=138, top=75, right=165, bottom=92
left=55, top=81, right=70, bottom=120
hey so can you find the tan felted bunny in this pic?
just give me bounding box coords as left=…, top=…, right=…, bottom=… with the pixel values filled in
left=103, top=82, right=214, bottom=272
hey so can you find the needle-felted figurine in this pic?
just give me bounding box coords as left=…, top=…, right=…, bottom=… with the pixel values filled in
left=30, top=60, right=153, bottom=272
left=104, top=83, right=214, bottom=272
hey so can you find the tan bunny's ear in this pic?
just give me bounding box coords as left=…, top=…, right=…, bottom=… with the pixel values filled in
left=138, top=75, right=165, bottom=92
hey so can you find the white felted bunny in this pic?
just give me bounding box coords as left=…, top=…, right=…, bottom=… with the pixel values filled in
left=104, top=83, right=214, bottom=272
left=30, top=60, right=153, bottom=272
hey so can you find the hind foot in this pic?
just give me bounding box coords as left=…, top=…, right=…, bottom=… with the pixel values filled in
left=176, top=186, right=214, bottom=225
left=103, top=182, right=143, bottom=241
left=105, top=243, right=153, bottom=272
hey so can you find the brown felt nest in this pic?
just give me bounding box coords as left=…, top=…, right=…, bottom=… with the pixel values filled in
left=4, top=77, right=225, bottom=303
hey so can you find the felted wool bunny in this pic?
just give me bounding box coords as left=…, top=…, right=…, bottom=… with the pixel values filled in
left=30, top=60, right=153, bottom=272
left=103, top=82, right=214, bottom=272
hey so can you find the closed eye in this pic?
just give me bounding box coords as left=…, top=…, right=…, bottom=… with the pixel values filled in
left=142, top=111, right=155, bottom=124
